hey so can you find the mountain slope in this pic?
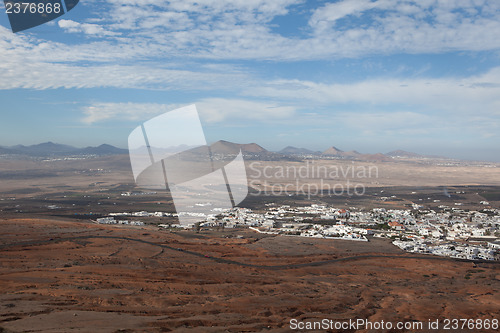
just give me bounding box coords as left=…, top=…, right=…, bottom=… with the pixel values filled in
left=323, top=146, right=344, bottom=155
left=13, top=142, right=76, bottom=155
left=78, top=144, right=128, bottom=155
left=4, top=142, right=127, bottom=156
left=279, top=146, right=319, bottom=155
left=210, top=140, right=268, bottom=154
left=341, top=150, right=361, bottom=158
left=0, top=147, right=15, bottom=154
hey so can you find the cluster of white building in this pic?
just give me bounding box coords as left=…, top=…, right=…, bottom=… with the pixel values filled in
left=202, top=204, right=367, bottom=240
left=96, top=216, right=144, bottom=226
left=109, top=211, right=174, bottom=217
left=393, top=239, right=497, bottom=260
left=97, top=201, right=499, bottom=261
left=207, top=204, right=500, bottom=260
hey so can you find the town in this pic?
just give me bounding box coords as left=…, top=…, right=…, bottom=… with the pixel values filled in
left=101, top=202, right=500, bottom=261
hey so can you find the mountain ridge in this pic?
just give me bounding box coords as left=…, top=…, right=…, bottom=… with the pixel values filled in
left=210, top=140, right=267, bottom=154
left=278, top=146, right=320, bottom=155
left=0, top=142, right=127, bottom=157
left=0, top=141, right=450, bottom=161
left=277, top=145, right=449, bottom=161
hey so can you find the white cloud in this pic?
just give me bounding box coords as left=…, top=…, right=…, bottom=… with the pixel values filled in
left=248, top=66, right=500, bottom=117
left=196, top=98, right=296, bottom=123
left=0, top=61, right=247, bottom=90
left=82, top=102, right=175, bottom=124
left=58, top=19, right=118, bottom=36
left=0, top=26, right=250, bottom=90
left=81, top=99, right=297, bottom=124
left=38, top=0, right=500, bottom=62
left=1, top=1, right=500, bottom=96
left=335, top=110, right=436, bottom=136
left=0, top=0, right=499, bottom=88
left=309, top=0, right=379, bottom=30
left=1, top=0, right=499, bottom=159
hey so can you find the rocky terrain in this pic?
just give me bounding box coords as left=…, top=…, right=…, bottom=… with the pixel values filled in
left=0, top=218, right=498, bottom=332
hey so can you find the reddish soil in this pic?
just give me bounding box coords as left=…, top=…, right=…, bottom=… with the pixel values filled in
left=0, top=218, right=499, bottom=332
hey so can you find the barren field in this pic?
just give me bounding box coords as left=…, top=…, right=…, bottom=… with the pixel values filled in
left=0, top=218, right=499, bottom=332
left=0, top=156, right=499, bottom=332
left=1, top=155, right=499, bottom=218
left=1, top=156, right=499, bottom=200
left=245, top=159, right=500, bottom=190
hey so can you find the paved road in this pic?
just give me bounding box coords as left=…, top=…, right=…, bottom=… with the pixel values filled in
left=1, top=235, right=498, bottom=270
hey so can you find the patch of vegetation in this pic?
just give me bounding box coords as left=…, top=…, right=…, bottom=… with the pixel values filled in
left=373, top=223, right=390, bottom=230
left=480, top=191, right=500, bottom=201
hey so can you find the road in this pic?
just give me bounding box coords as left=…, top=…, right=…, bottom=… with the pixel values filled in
left=1, top=235, right=498, bottom=270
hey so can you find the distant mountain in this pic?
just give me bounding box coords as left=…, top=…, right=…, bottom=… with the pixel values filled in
left=203, top=140, right=301, bottom=161
left=1, top=142, right=127, bottom=157
left=0, top=146, right=15, bottom=155
left=323, top=146, right=344, bottom=155
left=0, top=140, right=452, bottom=161
left=210, top=140, right=267, bottom=155
left=240, top=143, right=268, bottom=154
left=79, top=144, right=128, bottom=155
left=385, top=149, right=448, bottom=159
left=340, top=150, right=361, bottom=158
left=322, top=146, right=362, bottom=159
left=12, top=142, right=76, bottom=155
left=279, top=146, right=320, bottom=155
left=386, top=150, right=422, bottom=158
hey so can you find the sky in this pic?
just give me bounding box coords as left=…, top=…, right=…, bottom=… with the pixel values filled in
left=1, top=0, right=500, bottom=161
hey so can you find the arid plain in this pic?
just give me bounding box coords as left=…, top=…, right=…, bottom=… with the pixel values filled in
left=1, top=218, right=499, bottom=332
left=0, top=155, right=499, bottom=332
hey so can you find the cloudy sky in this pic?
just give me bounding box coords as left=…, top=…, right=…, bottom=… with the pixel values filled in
left=1, top=0, right=500, bottom=160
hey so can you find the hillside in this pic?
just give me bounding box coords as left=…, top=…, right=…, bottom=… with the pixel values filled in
left=386, top=150, right=422, bottom=158
left=210, top=140, right=267, bottom=154
left=323, top=146, right=344, bottom=155
left=0, top=142, right=127, bottom=157
left=279, top=146, right=319, bottom=155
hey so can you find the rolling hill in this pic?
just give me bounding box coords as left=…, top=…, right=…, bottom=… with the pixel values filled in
left=0, top=140, right=450, bottom=162
left=0, top=142, right=127, bottom=157
left=279, top=146, right=320, bottom=155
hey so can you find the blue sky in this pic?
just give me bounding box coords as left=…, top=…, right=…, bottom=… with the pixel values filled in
left=1, top=0, right=500, bottom=161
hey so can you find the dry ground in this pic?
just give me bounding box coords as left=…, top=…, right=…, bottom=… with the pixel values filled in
left=1, top=156, right=499, bottom=331
left=0, top=218, right=499, bottom=332
left=1, top=156, right=500, bottom=199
